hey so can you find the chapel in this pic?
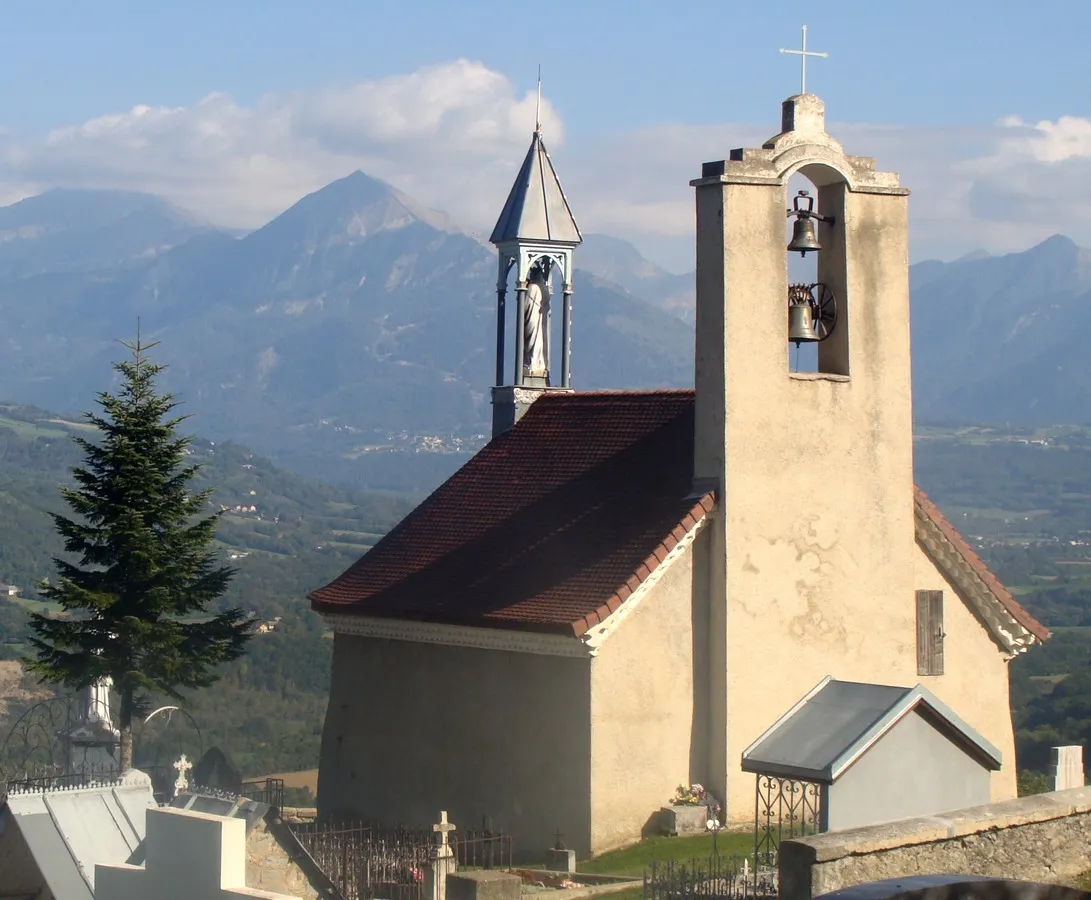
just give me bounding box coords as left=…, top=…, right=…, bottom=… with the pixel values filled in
left=310, top=89, right=1048, bottom=857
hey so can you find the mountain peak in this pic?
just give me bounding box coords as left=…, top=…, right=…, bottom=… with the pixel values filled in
left=1025, top=234, right=1079, bottom=257
left=255, top=170, right=464, bottom=244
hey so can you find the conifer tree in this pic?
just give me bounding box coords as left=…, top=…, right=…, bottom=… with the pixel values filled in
left=25, top=338, right=251, bottom=770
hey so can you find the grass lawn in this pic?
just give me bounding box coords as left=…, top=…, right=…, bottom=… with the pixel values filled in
left=580, top=831, right=756, bottom=876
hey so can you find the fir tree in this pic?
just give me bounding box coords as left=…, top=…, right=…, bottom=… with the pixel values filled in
left=25, top=338, right=252, bottom=770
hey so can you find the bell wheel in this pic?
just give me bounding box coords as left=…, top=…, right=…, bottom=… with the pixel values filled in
left=810, top=283, right=837, bottom=341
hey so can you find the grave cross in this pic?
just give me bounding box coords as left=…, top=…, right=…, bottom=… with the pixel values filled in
left=779, top=25, right=828, bottom=95
left=172, top=753, right=192, bottom=798
left=433, top=810, right=456, bottom=850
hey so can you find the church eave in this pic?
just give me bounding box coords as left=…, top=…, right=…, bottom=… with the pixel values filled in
left=320, top=491, right=715, bottom=655
left=575, top=492, right=715, bottom=643
left=913, top=486, right=1049, bottom=656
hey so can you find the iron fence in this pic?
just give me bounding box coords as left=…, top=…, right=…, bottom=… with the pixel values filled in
left=286, top=818, right=514, bottom=900
left=452, top=820, right=513, bottom=870
left=642, top=854, right=777, bottom=900
left=753, top=775, right=822, bottom=868
left=1, top=761, right=174, bottom=800
left=241, top=776, right=285, bottom=811
left=289, top=820, right=433, bottom=900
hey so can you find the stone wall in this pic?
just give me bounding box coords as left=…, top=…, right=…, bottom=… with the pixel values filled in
left=779, top=786, right=1091, bottom=900
left=245, top=815, right=322, bottom=899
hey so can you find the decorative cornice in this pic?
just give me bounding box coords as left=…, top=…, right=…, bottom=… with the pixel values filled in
left=581, top=511, right=711, bottom=653
left=914, top=508, right=1037, bottom=658
left=325, top=614, right=593, bottom=659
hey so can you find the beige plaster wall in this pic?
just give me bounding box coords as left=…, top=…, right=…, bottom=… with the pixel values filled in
left=0, top=810, right=55, bottom=900
left=779, top=786, right=1091, bottom=900
left=911, top=541, right=1019, bottom=801
left=589, top=549, right=702, bottom=854
left=318, top=634, right=592, bottom=860
left=699, top=178, right=923, bottom=823
left=692, top=167, right=1017, bottom=822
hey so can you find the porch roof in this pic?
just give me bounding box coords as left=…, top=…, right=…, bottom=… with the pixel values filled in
left=740, top=677, right=1002, bottom=784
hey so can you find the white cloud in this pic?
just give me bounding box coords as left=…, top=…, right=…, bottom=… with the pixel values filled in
left=0, top=59, right=1086, bottom=272
left=0, top=59, right=560, bottom=232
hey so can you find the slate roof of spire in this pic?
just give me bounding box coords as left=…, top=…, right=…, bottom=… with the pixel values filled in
left=310, top=391, right=1047, bottom=652
left=489, top=130, right=582, bottom=246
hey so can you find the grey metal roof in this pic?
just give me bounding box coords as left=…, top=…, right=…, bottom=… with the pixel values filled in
left=169, top=790, right=269, bottom=833
left=490, top=131, right=582, bottom=246
left=741, top=677, right=1003, bottom=784
left=2, top=770, right=156, bottom=900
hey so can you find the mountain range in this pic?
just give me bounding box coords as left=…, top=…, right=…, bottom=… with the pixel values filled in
left=0, top=176, right=1086, bottom=491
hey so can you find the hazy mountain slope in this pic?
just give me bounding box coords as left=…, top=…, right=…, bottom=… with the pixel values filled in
left=0, top=188, right=221, bottom=277
left=578, top=233, right=695, bottom=321
left=910, top=235, right=1091, bottom=424
left=0, top=176, right=693, bottom=490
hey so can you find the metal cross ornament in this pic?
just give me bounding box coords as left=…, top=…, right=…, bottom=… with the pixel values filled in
left=780, top=25, right=828, bottom=95
left=172, top=753, right=192, bottom=798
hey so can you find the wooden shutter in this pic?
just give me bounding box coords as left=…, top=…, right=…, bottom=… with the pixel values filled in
left=916, top=590, right=944, bottom=676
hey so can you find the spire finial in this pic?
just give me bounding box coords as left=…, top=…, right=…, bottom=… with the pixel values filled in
left=535, top=65, right=542, bottom=134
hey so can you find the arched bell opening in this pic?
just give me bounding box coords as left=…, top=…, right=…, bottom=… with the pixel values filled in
left=784, top=163, right=850, bottom=378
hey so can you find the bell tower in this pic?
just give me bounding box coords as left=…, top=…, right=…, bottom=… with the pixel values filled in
left=689, top=89, right=914, bottom=820
left=489, top=111, right=582, bottom=436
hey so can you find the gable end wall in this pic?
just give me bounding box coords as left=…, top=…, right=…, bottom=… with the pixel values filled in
left=589, top=539, right=702, bottom=854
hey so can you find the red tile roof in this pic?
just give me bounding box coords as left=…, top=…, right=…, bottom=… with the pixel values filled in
left=312, top=390, right=1046, bottom=645
left=310, top=391, right=709, bottom=636
left=913, top=486, right=1049, bottom=642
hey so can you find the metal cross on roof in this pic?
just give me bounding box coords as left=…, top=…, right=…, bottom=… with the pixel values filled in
left=434, top=810, right=455, bottom=848
left=780, top=25, right=828, bottom=95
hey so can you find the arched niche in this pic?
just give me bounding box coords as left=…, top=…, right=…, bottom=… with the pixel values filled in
left=781, top=158, right=851, bottom=378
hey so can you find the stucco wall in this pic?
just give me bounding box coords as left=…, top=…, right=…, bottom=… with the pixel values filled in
left=826, top=709, right=992, bottom=832
left=779, top=786, right=1091, bottom=900
left=692, top=149, right=1018, bottom=824
left=318, top=634, right=591, bottom=859
left=911, top=541, right=1019, bottom=801
left=589, top=549, right=701, bottom=854
left=707, top=177, right=923, bottom=823
left=0, top=808, right=56, bottom=900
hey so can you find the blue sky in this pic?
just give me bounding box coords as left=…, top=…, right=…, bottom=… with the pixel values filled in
left=0, top=1, right=1087, bottom=269
left=2, top=1, right=1086, bottom=130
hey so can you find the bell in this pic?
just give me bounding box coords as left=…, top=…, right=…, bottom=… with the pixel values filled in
left=787, top=217, right=822, bottom=256
left=788, top=302, right=820, bottom=344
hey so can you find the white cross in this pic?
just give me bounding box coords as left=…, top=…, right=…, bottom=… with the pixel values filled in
left=433, top=810, right=455, bottom=849
left=780, top=25, right=828, bottom=95
left=172, top=753, right=192, bottom=798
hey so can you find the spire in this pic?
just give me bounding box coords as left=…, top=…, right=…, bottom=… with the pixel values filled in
left=489, top=78, right=581, bottom=437
left=490, top=134, right=582, bottom=246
